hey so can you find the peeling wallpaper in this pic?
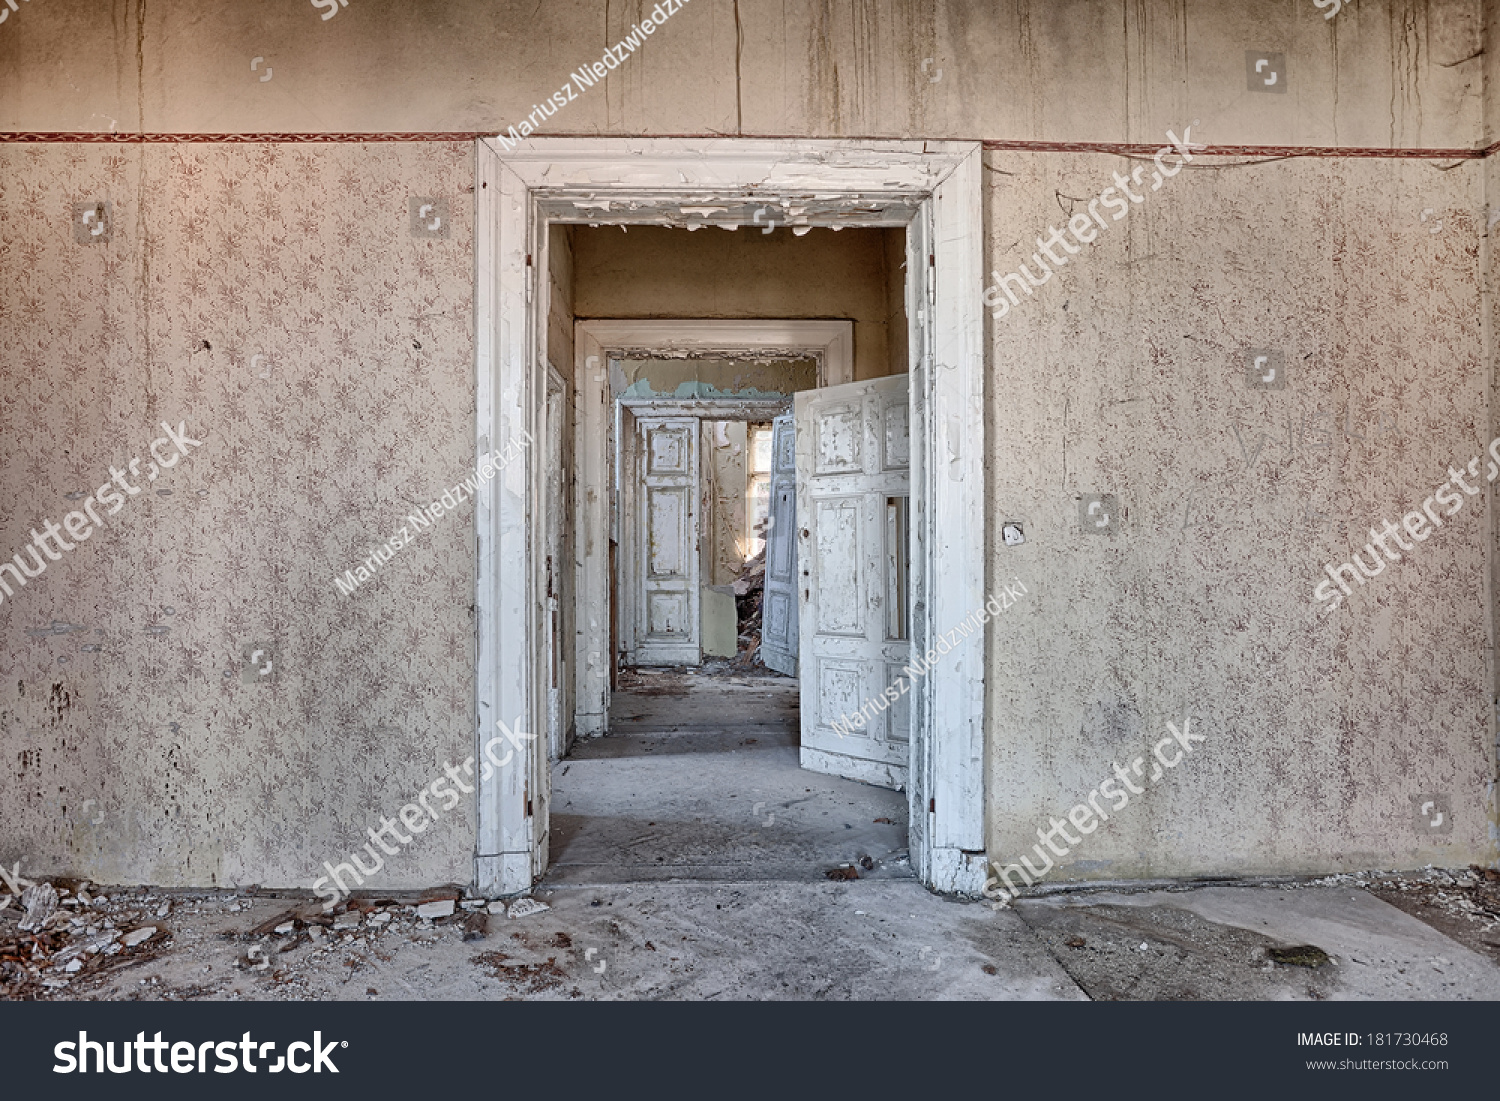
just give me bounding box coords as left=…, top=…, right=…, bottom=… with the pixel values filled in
left=0, top=142, right=477, bottom=890
left=613, top=357, right=816, bottom=400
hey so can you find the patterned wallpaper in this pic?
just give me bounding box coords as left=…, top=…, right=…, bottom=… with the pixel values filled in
left=0, top=141, right=478, bottom=890
left=984, top=148, right=1496, bottom=878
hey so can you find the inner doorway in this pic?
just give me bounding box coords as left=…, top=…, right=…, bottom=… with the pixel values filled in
left=593, top=324, right=915, bottom=799
left=554, top=347, right=915, bottom=884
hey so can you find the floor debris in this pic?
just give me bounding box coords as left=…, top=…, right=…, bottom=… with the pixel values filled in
left=415, top=899, right=455, bottom=920
left=18, top=883, right=58, bottom=933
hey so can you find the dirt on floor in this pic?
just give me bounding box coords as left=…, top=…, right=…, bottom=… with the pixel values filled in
left=4, top=868, right=1500, bottom=1002
left=0, top=880, right=1085, bottom=1002
left=0, top=883, right=465, bottom=1002
left=1017, top=901, right=1343, bottom=1002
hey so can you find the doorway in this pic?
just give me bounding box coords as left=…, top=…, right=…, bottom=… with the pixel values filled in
left=557, top=350, right=918, bottom=883
left=617, top=401, right=788, bottom=670
left=474, top=138, right=987, bottom=898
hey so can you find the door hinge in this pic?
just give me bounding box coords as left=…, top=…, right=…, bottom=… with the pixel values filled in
left=929, top=797, right=936, bottom=814
left=526, top=799, right=534, bottom=817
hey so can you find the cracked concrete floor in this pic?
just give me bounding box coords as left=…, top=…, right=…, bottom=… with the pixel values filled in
left=6, top=673, right=1499, bottom=1001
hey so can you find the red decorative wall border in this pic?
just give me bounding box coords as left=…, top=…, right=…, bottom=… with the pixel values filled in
left=0, top=132, right=486, bottom=143
left=0, top=131, right=1492, bottom=159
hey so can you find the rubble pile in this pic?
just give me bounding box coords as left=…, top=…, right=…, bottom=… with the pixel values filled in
left=1370, top=866, right=1500, bottom=931
left=731, top=544, right=768, bottom=670
left=1303, top=864, right=1500, bottom=959
left=1305, top=864, right=1500, bottom=928
left=1, top=865, right=559, bottom=1000
left=229, top=892, right=552, bottom=985
left=0, top=875, right=171, bottom=999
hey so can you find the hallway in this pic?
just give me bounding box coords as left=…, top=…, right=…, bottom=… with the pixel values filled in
left=545, top=670, right=911, bottom=886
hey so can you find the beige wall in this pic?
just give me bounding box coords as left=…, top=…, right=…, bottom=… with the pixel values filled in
left=0, top=0, right=1481, bottom=149
left=1485, top=1, right=1500, bottom=861
left=884, top=230, right=909, bottom=377
left=0, top=141, right=476, bottom=889
left=0, top=0, right=1496, bottom=889
left=985, top=149, right=1493, bottom=877
left=573, top=226, right=902, bottom=381
left=548, top=224, right=578, bottom=376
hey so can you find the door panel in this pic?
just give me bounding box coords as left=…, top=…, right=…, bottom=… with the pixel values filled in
left=796, top=374, right=911, bottom=790
left=760, top=413, right=799, bottom=676
left=630, top=416, right=701, bottom=665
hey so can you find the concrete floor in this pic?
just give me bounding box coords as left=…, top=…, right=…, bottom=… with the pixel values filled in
left=1012, top=886, right=1500, bottom=1000
left=547, top=669, right=910, bottom=884
left=6, top=671, right=1499, bottom=1001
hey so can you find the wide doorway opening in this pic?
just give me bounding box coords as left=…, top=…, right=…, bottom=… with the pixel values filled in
left=475, top=139, right=986, bottom=898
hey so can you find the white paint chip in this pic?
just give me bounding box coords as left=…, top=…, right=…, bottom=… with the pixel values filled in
left=506, top=898, right=550, bottom=919
left=416, top=899, right=455, bottom=920
left=121, top=926, right=157, bottom=947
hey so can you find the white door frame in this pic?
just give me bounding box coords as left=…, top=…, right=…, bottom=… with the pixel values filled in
left=578, top=320, right=851, bottom=735
left=475, top=138, right=986, bottom=897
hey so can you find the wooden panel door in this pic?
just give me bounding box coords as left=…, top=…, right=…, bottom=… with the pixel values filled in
left=795, top=374, right=911, bottom=789
left=630, top=415, right=701, bottom=666
left=760, top=413, right=799, bottom=676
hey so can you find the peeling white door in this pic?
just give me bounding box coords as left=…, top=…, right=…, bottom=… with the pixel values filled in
left=795, top=374, right=911, bottom=790
left=629, top=415, right=701, bottom=666
left=760, top=414, right=799, bottom=676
